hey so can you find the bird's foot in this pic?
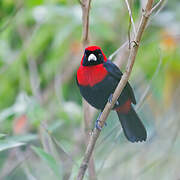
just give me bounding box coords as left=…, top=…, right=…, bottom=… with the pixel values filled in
left=95, top=119, right=102, bottom=130
left=108, top=94, right=113, bottom=104
left=116, top=101, right=119, bottom=106
left=95, top=119, right=107, bottom=130
left=95, top=112, right=107, bottom=130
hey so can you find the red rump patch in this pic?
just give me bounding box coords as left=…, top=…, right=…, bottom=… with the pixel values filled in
left=115, top=99, right=131, bottom=114
left=77, top=64, right=108, bottom=87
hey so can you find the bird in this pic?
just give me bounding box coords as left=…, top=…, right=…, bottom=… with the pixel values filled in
left=76, top=45, right=147, bottom=142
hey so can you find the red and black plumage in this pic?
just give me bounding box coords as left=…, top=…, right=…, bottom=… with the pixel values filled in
left=76, top=46, right=147, bottom=142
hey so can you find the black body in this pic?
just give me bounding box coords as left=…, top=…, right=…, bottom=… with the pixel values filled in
left=77, top=60, right=136, bottom=110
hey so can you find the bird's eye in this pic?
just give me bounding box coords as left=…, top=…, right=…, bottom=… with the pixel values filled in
left=98, top=53, right=102, bottom=57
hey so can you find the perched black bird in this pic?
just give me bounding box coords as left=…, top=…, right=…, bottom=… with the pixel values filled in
left=77, top=46, right=147, bottom=142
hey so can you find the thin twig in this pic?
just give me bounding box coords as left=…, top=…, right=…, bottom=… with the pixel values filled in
left=125, top=0, right=136, bottom=36
left=0, top=148, right=33, bottom=179
left=109, top=0, right=166, bottom=64
left=128, top=16, right=132, bottom=49
left=97, top=124, right=120, bottom=146
left=150, top=0, right=165, bottom=15
left=108, top=41, right=128, bottom=60
left=78, top=0, right=85, bottom=7
left=40, top=122, right=78, bottom=166
left=82, top=100, right=97, bottom=180
left=76, top=0, right=154, bottom=179
left=40, top=122, right=80, bottom=179
left=81, top=0, right=92, bottom=48
left=81, top=0, right=97, bottom=180
left=28, top=59, right=42, bottom=103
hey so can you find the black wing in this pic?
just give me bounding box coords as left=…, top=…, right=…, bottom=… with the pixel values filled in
left=103, top=60, right=136, bottom=104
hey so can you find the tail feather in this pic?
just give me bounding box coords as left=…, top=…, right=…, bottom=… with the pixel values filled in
left=116, top=106, right=147, bottom=142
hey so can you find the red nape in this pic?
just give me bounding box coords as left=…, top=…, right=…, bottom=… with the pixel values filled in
left=77, top=64, right=108, bottom=87
left=86, top=46, right=101, bottom=51
left=115, top=99, right=131, bottom=114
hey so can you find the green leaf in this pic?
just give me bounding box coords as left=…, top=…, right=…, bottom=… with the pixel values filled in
left=0, top=134, right=37, bottom=152
left=31, top=146, right=62, bottom=179
left=0, top=134, right=6, bottom=138
left=7, top=134, right=37, bottom=142
left=0, top=140, right=25, bottom=152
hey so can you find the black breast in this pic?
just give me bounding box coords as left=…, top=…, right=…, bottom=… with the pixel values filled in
left=78, top=75, right=118, bottom=110
left=78, top=74, right=133, bottom=111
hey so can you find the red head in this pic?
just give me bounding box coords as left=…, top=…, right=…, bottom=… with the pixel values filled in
left=81, top=46, right=107, bottom=66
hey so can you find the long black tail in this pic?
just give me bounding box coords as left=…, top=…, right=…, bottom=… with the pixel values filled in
left=116, top=106, right=147, bottom=142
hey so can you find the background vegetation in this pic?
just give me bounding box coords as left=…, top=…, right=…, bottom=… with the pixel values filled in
left=0, top=0, right=180, bottom=179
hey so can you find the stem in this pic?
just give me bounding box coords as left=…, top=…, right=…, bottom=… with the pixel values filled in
left=80, top=0, right=97, bottom=180
left=125, top=0, right=136, bottom=36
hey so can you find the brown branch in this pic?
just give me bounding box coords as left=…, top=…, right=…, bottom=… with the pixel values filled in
left=76, top=0, right=154, bottom=179
left=80, top=0, right=97, bottom=180
left=81, top=0, right=92, bottom=48
left=82, top=100, right=97, bottom=180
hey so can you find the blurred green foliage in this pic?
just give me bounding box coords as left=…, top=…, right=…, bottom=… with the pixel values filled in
left=0, top=0, right=180, bottom=179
